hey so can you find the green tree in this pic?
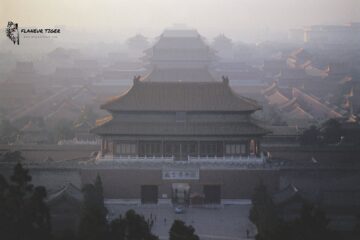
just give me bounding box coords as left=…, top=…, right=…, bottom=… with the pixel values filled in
left=249, top=183, right=337, bottom=240
left=354, top=214, right=360, bottom=238
left=78, top=179, right=108, bottom=240
left=289, top=203, right=333, bottom=240
left=0, top=175, right=9, bottom=237
left=26, top=186, right=52, bottom=240
left=109, top=216, right=126, bottom=240
left=109, top=209, right=158, bottom=240
left=94, top=174, right=104, bottom=205
left=0, top=162, right=51, bottom=240
left=169, top=220, right=199, bottom=240
left=249, top=182, right=287, bottom=240
left=299, top=125, right=320, bottom=145
left=320, top=119, right=342, bottom=144
left=53, top=229, right=78, bottom=240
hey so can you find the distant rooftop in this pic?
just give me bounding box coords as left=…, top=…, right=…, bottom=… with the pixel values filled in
left=142, top=67, right=216, bottom=82
left=162, top=29, right=200, bottom=38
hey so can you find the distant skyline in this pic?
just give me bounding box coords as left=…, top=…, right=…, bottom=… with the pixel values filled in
left=1, top=0, right=360, bottom=42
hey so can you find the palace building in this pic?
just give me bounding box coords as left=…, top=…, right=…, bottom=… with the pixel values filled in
left=82, top=27, right=277, bottom=205
left=85, top=77, right=277, bottom=205
left=93, top=77, right=267, bottom=159
left=142, top=27, right=217, bottom=82
left=143, top=28, right=216, bottom=69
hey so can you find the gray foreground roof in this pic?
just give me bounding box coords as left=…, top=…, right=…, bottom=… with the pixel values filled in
left=47, top=183, right=83, bottom=205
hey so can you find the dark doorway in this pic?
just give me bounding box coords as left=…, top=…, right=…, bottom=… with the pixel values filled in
left=141, top=185, right=158, bottom=204
left=203, top=185, right=221, bottom=204
left=172, top=183, right=190, bottom=204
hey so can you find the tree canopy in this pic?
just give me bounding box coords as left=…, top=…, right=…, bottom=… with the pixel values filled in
left=169, top=220, right=199, bottom=240
left=249, top=182, right=286, bottom=240
left=110, top=209, right=159, bottom=240
left=299, top=119, right=345, bottom=146
left=249, top=182, right=335, bottom=240
left=0, top=163, right=51, bottom=240
left=78, top=179, right=108, bottom=240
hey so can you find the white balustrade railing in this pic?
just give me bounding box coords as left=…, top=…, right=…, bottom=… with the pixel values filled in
left=96, top=153, right=266, bottom=165
left=96, top=154, right=174, bottom=163
left=188, top=155, right=266, bottom=164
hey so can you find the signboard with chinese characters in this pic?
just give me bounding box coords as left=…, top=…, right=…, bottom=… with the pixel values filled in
left=162, top=168, right=199, bottom=180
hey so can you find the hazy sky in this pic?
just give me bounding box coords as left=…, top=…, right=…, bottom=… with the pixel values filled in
left=1, top=0, right=360, bottom=41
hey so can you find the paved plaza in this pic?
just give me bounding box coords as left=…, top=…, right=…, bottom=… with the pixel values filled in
left=106, top=203, right=256, bottom=240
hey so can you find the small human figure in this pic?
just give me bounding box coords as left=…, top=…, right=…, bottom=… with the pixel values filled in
left=246, top=229, right=250, bottom=238
left=164, top=217, right=167, bottom=224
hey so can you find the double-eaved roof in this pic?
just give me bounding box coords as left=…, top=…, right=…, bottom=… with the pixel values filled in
left=91, top=120, right=269, bottom=136
left=101, top=79, right=261, bottom=112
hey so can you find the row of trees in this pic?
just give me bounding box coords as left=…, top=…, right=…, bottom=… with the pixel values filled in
left=0, top=159, right=199, bottom=240
left=0, top=105, right=98, bottom=144
left=249, top=183, right=354, bottom=240
left=0, top=117, right=77, bottom=144
left=299, top=119, right=344, bottom=145
left=0, top=163, right=51, bottom=240
left=77, top=175, right=199, bottom=240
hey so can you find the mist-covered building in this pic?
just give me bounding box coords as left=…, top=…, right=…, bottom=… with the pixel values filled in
left=142, top=27, right=217, bottom=82
left=86, top=77, right=277, bottom=205
left=93, top=77, right=267, bottom=158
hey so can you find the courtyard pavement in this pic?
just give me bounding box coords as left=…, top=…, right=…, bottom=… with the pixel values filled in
left=106, top=203, right=256, bottom=240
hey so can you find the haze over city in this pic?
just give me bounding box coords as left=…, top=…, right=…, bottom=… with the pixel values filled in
left=1, top=0, right=360, bottom=42
left=1, top=1, right=360, bottom=240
